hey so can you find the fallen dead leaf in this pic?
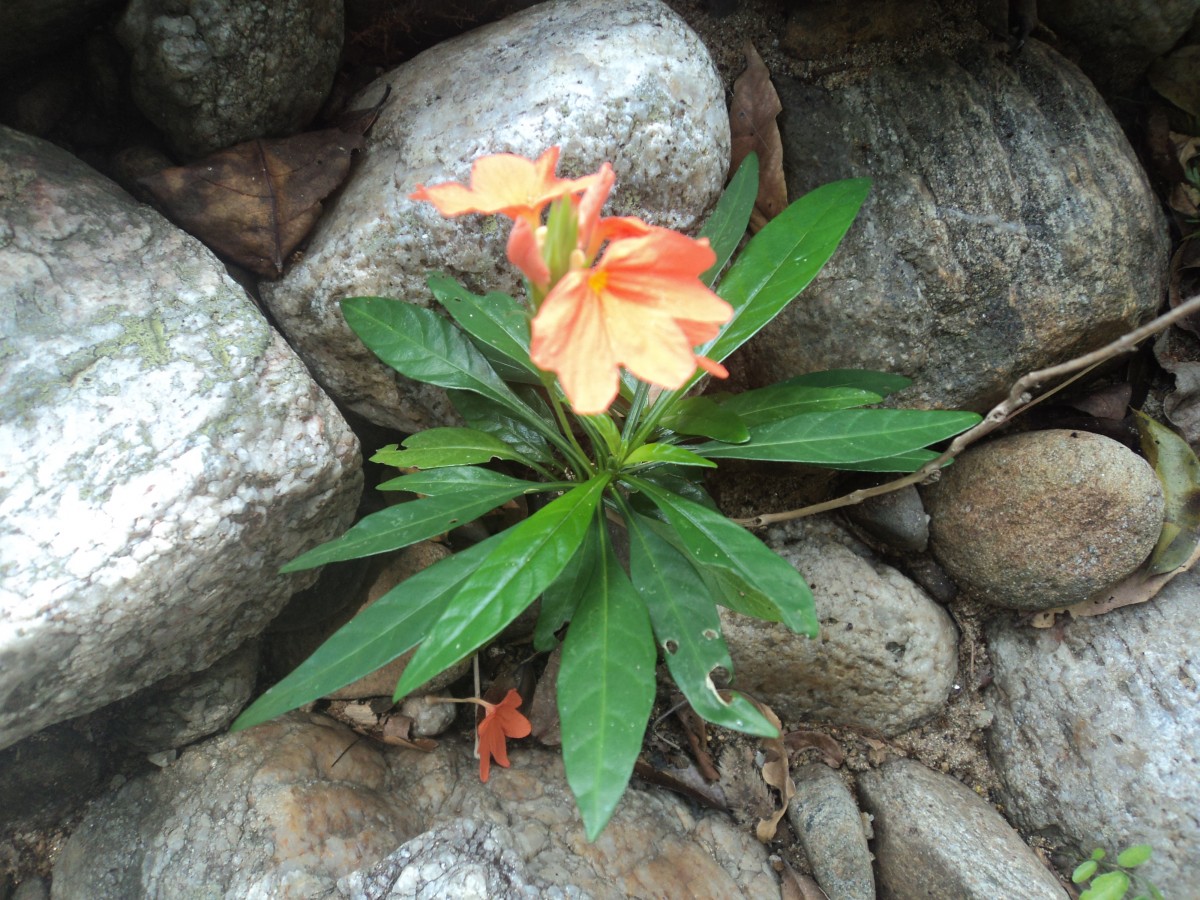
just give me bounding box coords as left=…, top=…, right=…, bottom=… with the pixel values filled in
left=140, top=89, right=388, bottom=277
left=780, top=863, right=830, bottom=900
left=784, top=730, right=846, bottom=768
left=729, top=41, right=787, bottom=232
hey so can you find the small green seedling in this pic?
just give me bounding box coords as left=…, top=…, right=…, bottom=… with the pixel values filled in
left=1072, top=845, right=1163, bottom=900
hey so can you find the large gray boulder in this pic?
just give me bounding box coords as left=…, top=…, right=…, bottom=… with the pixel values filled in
left=0, top=127, right=362, bottom=750
left=740, top=39, right=1167, bottom=412
left=984, top=571, right=1200, bottom=896
left=259, top=0, right=730, bottom=433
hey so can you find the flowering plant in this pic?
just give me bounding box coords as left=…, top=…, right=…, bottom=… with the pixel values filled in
left=233, top=149, right=980, bottom=838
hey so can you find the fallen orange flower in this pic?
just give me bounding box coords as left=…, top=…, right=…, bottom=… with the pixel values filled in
left=530, top=226, right=733, bottom=414
left=476, top=688, right=532, bottom=782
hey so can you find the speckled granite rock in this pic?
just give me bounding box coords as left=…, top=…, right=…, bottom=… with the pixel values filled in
left=925, top=430, right=1164, bottom=610
left=984, top=570, right=1200, bottom=897
left=741, top=39, right=1167, bottom=411
left=0, top=126, right=361, bottom=750
left=857, top=758, right=1069, bottom=899
left=116, top=0, right=343, bottom=158
left=52, top=713, right=782, bottom=898
left=721, top=517, right=958, bottom=736
left=259, top=0, right=730, bottom=433
left=787, top=763, right=874, bottom=900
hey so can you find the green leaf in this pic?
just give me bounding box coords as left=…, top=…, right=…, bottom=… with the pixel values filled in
left=627, top=476, right=818, bottom=636
left=1093, top=850, right=1109, bottom=862
left=559, top=515, right=656, bottom=840
left=808, top=448, right=943, bottom=472
left=371, top=427, right=540, bottom=470
left=1074, top=860, right=1100, bottom=883
left=703, top=178, right=871, bottom=365
left=1080, top=871, right=1130, bottom=900
left=393, top=476, right=610, bottom=698
left=281, top=468, right=544, bottom=571
left=1134, top=410, right=1200, bottom=574
left=233, top=532, right=503, bottom=731
left=785, top=368, right=912, bottom=397
left=694, top=409, right=981, bottom=465
left=637, top=466, right=721, bottom=511
left=584, top=412, right=624, bottom=459
left=374, top=465, right=547, bottom=495
left=624, top=443, right=717, bottom=469
left=450, top=389, right=553, bottom=464
left=1117, top=845, right=1153, bottom=869
left=699, top=153, right=758, bottom=286
left=623, top=509, right=777, bottom=737
left=712, top=380, right=882, bottom=427
left=427, top=275, right=539, bottom=383
left=662, top=396, right=750, bottom=443
left=534, top=517, right=602, bottom=652
left=341, top=296, right=531, bottom=420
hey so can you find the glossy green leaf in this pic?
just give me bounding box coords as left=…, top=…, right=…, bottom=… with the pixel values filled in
left=281, top=468, right=544, bottom=571
left=1074, top=861, right=1100, bottom=883
left=1080, top=871, right=1130, bottom=900
left=233, top=532, right=503, bottom=731
left=341, top=296, right=530, bottom=420
left=628, top=476, right=817, bottom=636
left=786, top=368, right=911, bottom=397
left=393, top=476, right=610, bottom=698
left=534, top=516, right=602, bottom=652
left=694, top=409, right=981, bottom=464
left=450, top=389, right=553, bottom=464
left=703, top=178, right=871, bottom=364
left=584, top=412, right=623, bottom=459
left=1134, top=410, right=1200, bottom=574
left=427, top=275, right=539, bottom=383
left=662, top=396, right=750, bottom=443
left=808, top=448, right=943, bottom=472
left=712, top=380, right=882, bottom=427
left=1116, top=845, right=1153, bottom=869
left=371, top=427, right=538, bottom=470
left=635, top=466, right=720, bottom=511
left=699, top=153, right=758, bottom=286
left=559, top=515, right=656, bottom=840
left=623, top=443, right=717, bottom=469
left=624, top=509, right=777, bottom=737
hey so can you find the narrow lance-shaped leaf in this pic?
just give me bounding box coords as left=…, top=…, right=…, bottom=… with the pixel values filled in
left=627, top=475, right=818, bottom=636
left=703, top=178, right=871, bottom=365
left=694, top=408, right=981, bottom=465
left=661, top=397, right=750, bottom=443
left=623, top=443, right=717, bottom=469
left=341, top=296, right=537, bottom=425
left=534, top=516, right=602, bottom=652
left=784, top=368, right=912, bottom=397
left=427, top=275, right=540, bottom=383
left=450, top=389, right=553, bottom=464
left=699, top=153, right=758, bottom=286
left=558, top=513, right=657, bottom=840
left=623, top=508, right=777, bottom=737
left=711, top=381, right=882, bottom=427
left=281, top=468, right=548, bottom=571
left=233, top=531, right=505, bottom=731
left=812, top=448, right=943, bottom=472
left=394, top=476, right=610, bottom=698
left=371, top=427, right=540, bottom=470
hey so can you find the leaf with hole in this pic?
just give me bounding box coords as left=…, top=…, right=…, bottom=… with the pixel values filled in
left=372, top=427, right=540, bottom=470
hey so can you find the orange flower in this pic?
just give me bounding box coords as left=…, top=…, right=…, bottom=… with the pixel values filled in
left=476, top=689, right=532, bottom=782
left=409, top=146, right=599, bottom=227
left=530, top=227, right=733, bottom=414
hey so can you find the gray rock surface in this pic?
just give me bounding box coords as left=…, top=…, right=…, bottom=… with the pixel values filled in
left=259, top=0, right=730, bottom=433
left=741, top=39, right=1166, bottom=412
left=53, top=713, right=782, bottom=898
left=787, top=764, right=875, bottom=900
left=0, top=126, right=362, bottom=749
left=844, top=483, right=930, bottom=553
left=984, top=571, right=1200, bottom=897
left=721, top=517, right=958, bottom=736
left=857, top=758, right=1069, bottom=899
left=925, top=430, right=1164, bottom=610
left=105, top=639, right=261, bottom=753
left=116, top=0, right=343, bottom=158
left=332, top=819, right=560, bottom=900
left=1039, top=0, right=1200, bottom=98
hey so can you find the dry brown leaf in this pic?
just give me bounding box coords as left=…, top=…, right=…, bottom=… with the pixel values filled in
left=139, top=90, right=387, bottom=277
left=729, top=41, right=787, bottom=232
left=780, top=864, right=830, bottom=900
left=1031, top=537, right=1200, bottom=627
left=379, top=712, right=438, bottom=751
left=675, top=699, right=720, bottom=782
left=783, top=730, right=846, bottom=768
left=725, top=694, right=794, bottom=842
left=634, top=758, right=729, bottom=808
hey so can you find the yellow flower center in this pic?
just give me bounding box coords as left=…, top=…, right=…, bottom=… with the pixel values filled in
left=588, top=269, right=609, bottom=293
